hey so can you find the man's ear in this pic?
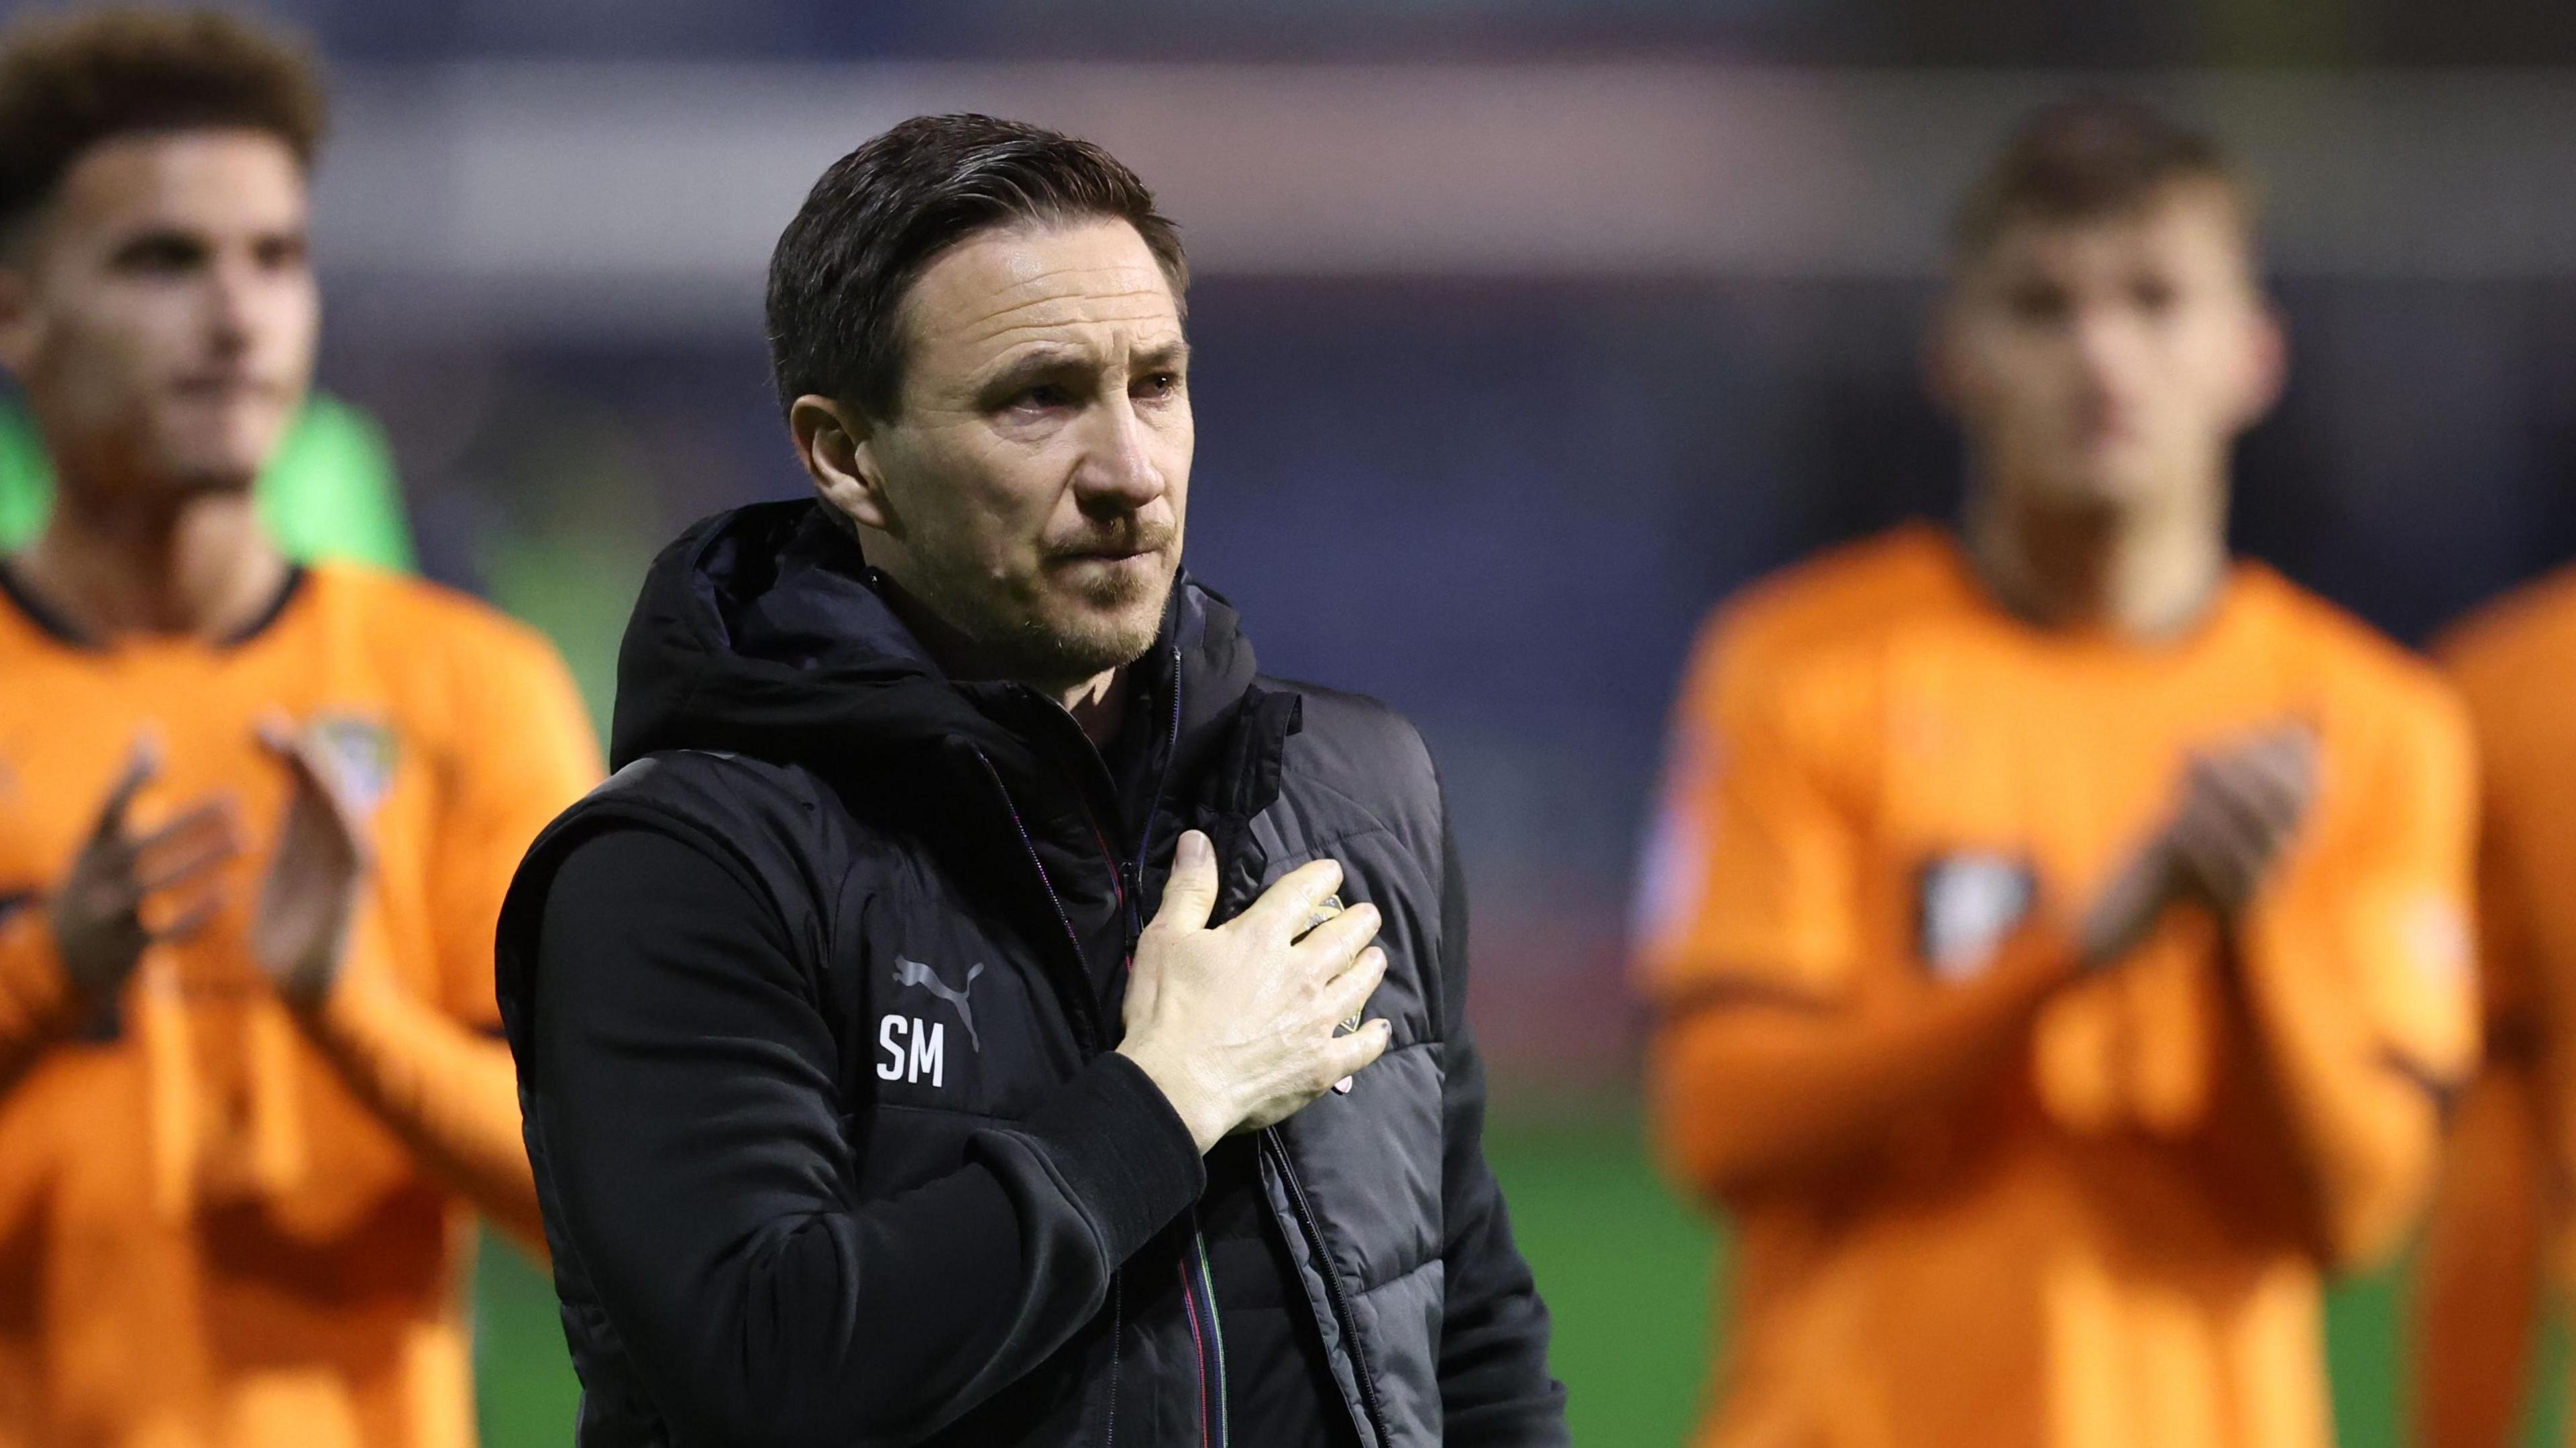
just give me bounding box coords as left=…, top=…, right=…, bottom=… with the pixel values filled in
left=788, top=394, right=898, bottom=535
left=2229, top=298, right=2290, bottom=432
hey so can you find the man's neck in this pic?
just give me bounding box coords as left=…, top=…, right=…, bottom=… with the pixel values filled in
left=867, top=574, right=1134, bottom=750
left=1057, top=668, right=1129, bottom=750
left=1966, top=475, right=2226, bottom=641
left=12, top=484, right=288, bottom=644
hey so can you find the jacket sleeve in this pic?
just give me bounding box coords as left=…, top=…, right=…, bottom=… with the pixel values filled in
left=1430, top=790, right=1572, bottom=1445
left=523, top=824, right=1207, bottom=1448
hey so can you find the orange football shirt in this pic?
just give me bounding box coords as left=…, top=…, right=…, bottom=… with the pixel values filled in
left=2426, top=566, right=2576, bottom=1437
left=2441, top=566, right=2576, bottom=1151
left=0, top=560, right=598, bottom=1448
left=1638, top=524, right=2477, bottom=1448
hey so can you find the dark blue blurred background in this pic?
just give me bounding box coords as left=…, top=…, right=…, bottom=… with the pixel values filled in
left=350, top=264, right=2576, bottom=1096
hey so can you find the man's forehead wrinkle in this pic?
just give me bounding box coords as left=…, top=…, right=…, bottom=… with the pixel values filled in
left=903, top=229, right=1183, bottom=389
left=963, top=309, right=1183, bottom=357
left=938, top=287, right=1183, bottom=359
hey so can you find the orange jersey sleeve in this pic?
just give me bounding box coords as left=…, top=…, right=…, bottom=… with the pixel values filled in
left=2414, top=1060, right=2549, bottom=1448
left=2233, top=648, right=2478, bottom=1267
left=427, top=611, right=602, bottom=1029
left=1633, top=616, right=1857, bottom=1004
left=2436, top=576, right=2576, bottom=1070
left=2412, top=577, right=2576, bottom=1448
left=296, top=596, right=600, bottom=1255
left=1633, top=540, right=1933, bottom=1003
left=2464, top=799, right=2544, bottom=1068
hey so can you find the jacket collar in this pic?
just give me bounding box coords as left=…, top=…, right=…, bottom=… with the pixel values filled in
left=609, top=500, right=1265, bottom=832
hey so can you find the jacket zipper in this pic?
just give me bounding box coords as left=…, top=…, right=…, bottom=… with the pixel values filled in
left=992, top=647, right=1206, bottom=1448
left=1262, top=1130, right=1392, bottom=1447
left=1179, top=1205, right=1229, bottom=1448
left=1136, top=643, right=1183, bottom=896
left=1142, top=651, right=1226, bottom=1448
left=1100, top=645, right=1184, bottom=963
left=1118, top=860, right=1144, bottom=945
left=1108, top=649, right=1229, bottom=1448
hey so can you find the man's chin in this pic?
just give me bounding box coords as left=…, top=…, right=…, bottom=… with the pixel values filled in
left=150, top=435, right=280, bottom=498
left=2029, top=457, right=2173, bottom=511
left=150, top=462, right=264, bottom=500
left=1058, top=603, right=1168, bottom=667
left=1024, top=583, right=1173, bottom=678
left=154, top=401, right=290, bottom=475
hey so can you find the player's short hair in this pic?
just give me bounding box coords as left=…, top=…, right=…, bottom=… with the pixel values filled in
left=1953, top=97, right=2249, bottom=264
left=766, top=113, right=1189, bottom=421
left=0, top=7, right=326, bottom=243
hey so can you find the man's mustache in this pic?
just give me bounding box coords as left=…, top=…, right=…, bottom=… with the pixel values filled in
left=1046, top=524, right=1178, bottom=562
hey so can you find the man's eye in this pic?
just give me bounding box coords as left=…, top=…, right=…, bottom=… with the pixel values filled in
left=2007, top=285, right=2070, bottom=325
left=1011, top=384, right=1073, bottom=411
left=1134, top=372, right=1181, bottom=400
left=256, top=235, right=309, bottom=272
left=113, top=237, right=203, bottom=275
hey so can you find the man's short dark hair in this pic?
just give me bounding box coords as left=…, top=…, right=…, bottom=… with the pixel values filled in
left=0, top=7, right=327, bottom=241
left=766, top=113, right=1189, bottom=421
left=1953, top=97, right=2249, bottom=264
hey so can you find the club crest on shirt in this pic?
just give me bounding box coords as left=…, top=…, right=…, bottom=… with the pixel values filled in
left=309, top=712, right=399, bottom=818
left=1915, top=851, right=2037, bottom=984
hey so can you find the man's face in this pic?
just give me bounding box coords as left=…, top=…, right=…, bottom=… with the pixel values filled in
left=0, top=129, right=317, bottom=502
left=858, top=217, right=1191, bottom=686
left=1933, top=182, right=2280, bottom=512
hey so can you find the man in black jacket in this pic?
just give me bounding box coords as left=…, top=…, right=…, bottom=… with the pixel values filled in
left=494, top=113, right=1569, bottom=1448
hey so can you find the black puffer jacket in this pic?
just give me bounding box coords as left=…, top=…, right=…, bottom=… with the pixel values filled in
left=494, top=501, right=1568, bottom=1447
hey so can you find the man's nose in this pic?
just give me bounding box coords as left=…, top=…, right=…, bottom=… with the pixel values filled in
left=1073, top=394, right=1168, bottom=510
left=2065, top=302, right=2147, bottom=386
left=203, top=258, right=258, bottom=354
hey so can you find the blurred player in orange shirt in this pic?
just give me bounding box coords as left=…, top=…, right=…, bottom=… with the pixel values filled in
left=0, top=10, right=598, bottom=1447
left=1635, top=99, right=2477, bottom=1448
left=2411, top=574, right=2576, bottom=1447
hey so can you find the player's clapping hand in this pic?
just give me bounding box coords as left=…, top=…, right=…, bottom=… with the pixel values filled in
left=250, top=715, right=369, bottom=1007
left=50, top=738, right=241, bottom=998
left=2166, top=724, right=2319, bottom=912
left=2079, top=722, right=2319, bottom=967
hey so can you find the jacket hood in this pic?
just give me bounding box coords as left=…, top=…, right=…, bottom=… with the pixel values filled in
left=608, top=500, right=1258, bottom=791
